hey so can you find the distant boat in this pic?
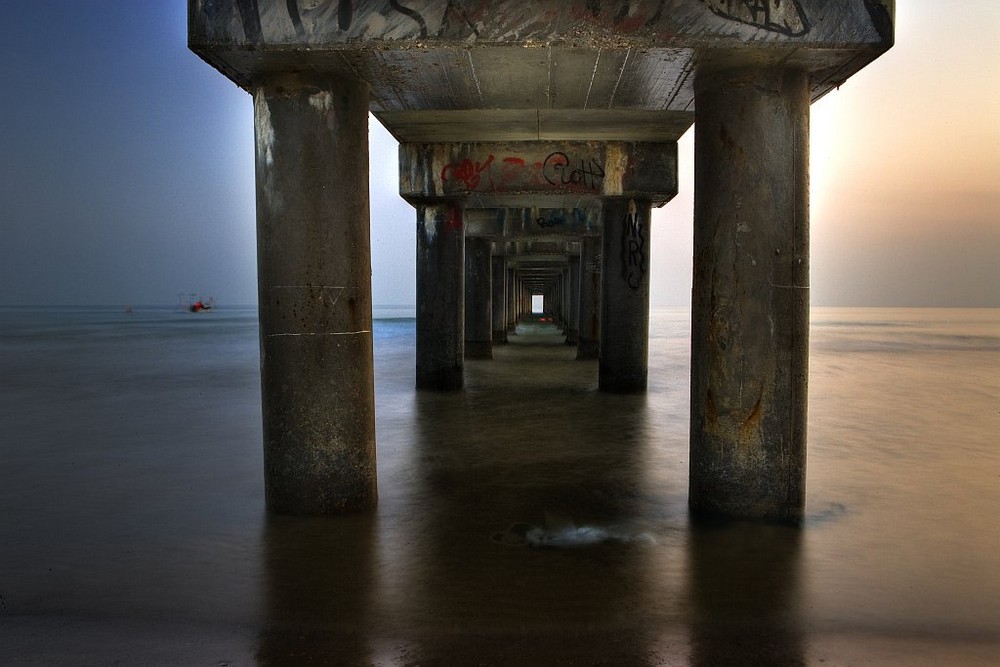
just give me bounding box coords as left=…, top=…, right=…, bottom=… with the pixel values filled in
left=179, top=293, right=216, bottom=313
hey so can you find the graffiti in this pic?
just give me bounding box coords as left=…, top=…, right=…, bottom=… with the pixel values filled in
left=620, top=200, right=646, bottom=290
left=536, top=215, right=563, bottom=229
left=222, top=0, right=431, bottom=42
left=542, top=152, right=606, bottom=191
left=441, top=155, right=495, bottom=190
left=438, top=150, right=608, bottom=193
left=388, top=0, right=429, bottom=38
left=699, top=0, right=809, bottom=36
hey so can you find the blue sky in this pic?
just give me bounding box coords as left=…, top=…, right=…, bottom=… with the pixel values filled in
left=1, top=2, right=996, bottom=307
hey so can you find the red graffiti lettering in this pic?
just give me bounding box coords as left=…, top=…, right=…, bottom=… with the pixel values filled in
left=441, top=155, right=495, bottom=190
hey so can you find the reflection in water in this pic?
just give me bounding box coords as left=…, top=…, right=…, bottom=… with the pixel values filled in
left=257, top=514, right=377, bottom=664
left=2, top=308, right=997, bottom=664
left=687, top=519, right=803, bottom=666
left=256, top=320, right=809, bottom=664
left=392, top=324, right=664, bottom=663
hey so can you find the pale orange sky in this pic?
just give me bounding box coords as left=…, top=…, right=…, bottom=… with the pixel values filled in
left=649, top=1, right=1000, bottom=307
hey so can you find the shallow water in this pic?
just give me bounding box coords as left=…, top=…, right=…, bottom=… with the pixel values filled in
left=0, top=306, right=997, bottom=665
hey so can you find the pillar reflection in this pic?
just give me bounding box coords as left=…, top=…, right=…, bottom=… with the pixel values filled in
left=686, top=519, right=804, bottom=666
left=394, top=341, right=663, bottom=663
left=256, top=514, right=378, bottom=665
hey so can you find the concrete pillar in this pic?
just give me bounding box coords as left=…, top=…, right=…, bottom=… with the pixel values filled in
left=506, top=267, right=517, bottom=334
left=416, top=202, right=465, bottom=390
left=599, top=198, right=651, bottom=392
left=549, top=275, right=562, bottom=322
left=465, top=236, right=492, bottom=359
left=565, top=253, right=580, bottom=345
left=491, top=253, right=508, bottom=345
left=689, top=65, right=810, bottom=522
left=253, top=73, right=376, bottom=515
left=577, top=235, right=601, bottom=359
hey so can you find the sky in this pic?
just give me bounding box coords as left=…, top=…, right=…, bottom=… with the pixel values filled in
left=0, top=2, right=996, bottom=308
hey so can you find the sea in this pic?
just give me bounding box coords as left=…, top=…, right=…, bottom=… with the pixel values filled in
left=0, top=305, right=997, bottom=666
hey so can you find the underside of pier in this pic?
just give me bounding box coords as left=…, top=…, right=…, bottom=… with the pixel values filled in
left=190, top=0, right=894, bottom=521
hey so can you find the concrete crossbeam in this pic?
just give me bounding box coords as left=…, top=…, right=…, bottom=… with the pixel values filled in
left=464, top=208, right=602, bottom=239
left=400, top=141, right=677, bottom=208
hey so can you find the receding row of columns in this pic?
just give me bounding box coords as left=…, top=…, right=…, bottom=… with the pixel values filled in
left=252, top=64, right=809, bottom=523
left=425, top=201, right=651, bottom=395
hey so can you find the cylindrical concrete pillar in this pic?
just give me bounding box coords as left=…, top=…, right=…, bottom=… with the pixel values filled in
left=577, top=236, right=601, bottom=359
left=465, top=236, right=492, bottom=359
left=416, top=202, right=465, bottom=390
left=689, top=65, right=810, bottom=522
left=253, top=73, right=376, bottom=515
left=491, top=254, right=508, bottom=345
left=599, top=198, right=651, bottom=392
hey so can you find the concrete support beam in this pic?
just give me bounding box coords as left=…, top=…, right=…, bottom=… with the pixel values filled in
left=399, top=141, right=677, bottom=208
left=254, top=73, right=376, bottom=515
left=465, top=236, right=493, bottom=359
left=577, top=236, right=601, bottom=360
left=416, top=202, right=465, bottom=390
left=599, top=199, right=651, bottom=392
left=689, top=65, right=810, bottom=522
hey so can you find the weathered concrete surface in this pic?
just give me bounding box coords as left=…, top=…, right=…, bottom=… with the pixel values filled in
left=599, top=199, right=651, bottom=392
left=254, top=73, right=377, bottom=515
left=190, top=1, right=893, bottom=144
left=400, top=141, right=678, bottom=208
left=465, top=236, right=493, bottom=359
left=416, top=202, right=465, bottom=390
left=689, top=65, right=810, bottom=522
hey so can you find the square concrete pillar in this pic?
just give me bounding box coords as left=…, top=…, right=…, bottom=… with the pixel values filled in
left=689, top=65, right=810, bottom=522
left=491, top=253, right=508, bottom=345
left=465, top=236, right=493, bottom=359
left=577, top=236, right=602, bottom=360
left=416, top=202, right=465, bottom=390
left=599, top=198, right=651, bottom=392
left=254, top=73, right=377, bottom=515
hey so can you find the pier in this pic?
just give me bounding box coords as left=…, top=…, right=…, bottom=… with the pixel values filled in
left=189, top=0, right=894, bottom=521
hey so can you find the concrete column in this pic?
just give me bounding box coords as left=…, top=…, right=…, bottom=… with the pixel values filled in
left=599, top=198, right=651, bottom=392
left=565, top=253, right=580, bottom=345
left=506, top=267, right=517, bottom=334
left=689, top=65, right=810, bottom=522
left=253, top=73, right=376, bottom=515
left=491, top=253, right=508, bottom=345
left=549, top=275, right=562, bottom=322
left=416, top=202, right=465, bottom=390
left=577, top=235, right=601, bottom=359
left=464, top=236, right=492, bottom=359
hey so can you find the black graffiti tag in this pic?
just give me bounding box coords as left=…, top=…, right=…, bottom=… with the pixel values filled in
left=620, top=201, right=646, bottom=290
left=542, top=152, right=606, bottom=191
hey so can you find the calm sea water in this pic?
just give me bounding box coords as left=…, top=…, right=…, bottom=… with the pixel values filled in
left=0, top=305, right=997, bottom=665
